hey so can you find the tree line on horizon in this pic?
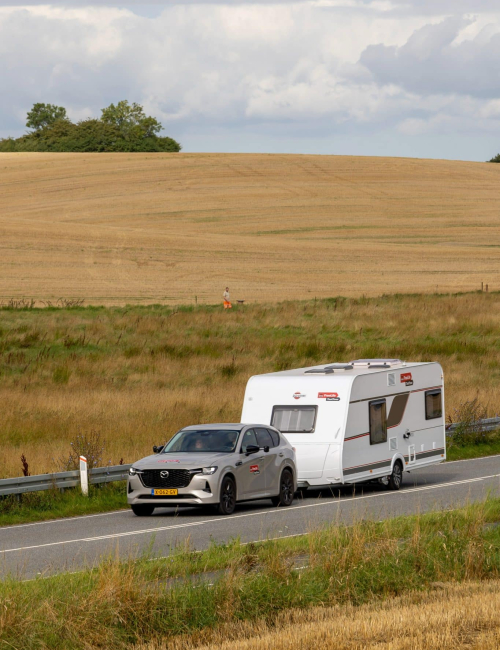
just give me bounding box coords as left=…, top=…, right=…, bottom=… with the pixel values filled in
left=0, top=101, right=181, bottom=153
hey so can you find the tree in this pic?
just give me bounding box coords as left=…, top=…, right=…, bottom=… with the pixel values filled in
left=101, top=100, right=162, bottom=140
left=488, top=154, right=500, bottom=163
left=26, top=103, right=67, bottom=131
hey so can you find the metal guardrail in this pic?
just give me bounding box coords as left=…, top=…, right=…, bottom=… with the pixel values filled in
left=89, top=464, right=132, bottom=485
left=0, top=470, right=80, bottom=497
left=2, top=417, right=500, bottom=497
left=446, top=416, right=500, bottom=435
left=0, top=464, right=131, bottom=497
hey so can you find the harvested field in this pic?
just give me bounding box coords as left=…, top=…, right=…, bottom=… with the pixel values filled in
left=1, top=153, right=499, bottom=305
left=140, top=581, right=500, bottom=650
left=0, top=291, right=499, bottom=478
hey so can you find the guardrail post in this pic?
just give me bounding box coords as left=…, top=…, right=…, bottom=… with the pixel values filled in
left=80, top=456, right=89, bottom=496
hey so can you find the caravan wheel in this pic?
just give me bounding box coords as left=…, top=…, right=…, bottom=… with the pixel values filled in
left=388, top=461, right=403, bottom=491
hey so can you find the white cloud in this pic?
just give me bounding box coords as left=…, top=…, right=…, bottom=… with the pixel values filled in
left=1, top=2, right=500, bottom=160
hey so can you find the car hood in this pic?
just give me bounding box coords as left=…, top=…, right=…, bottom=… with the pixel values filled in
left=132, top=452, right=231, bottom=470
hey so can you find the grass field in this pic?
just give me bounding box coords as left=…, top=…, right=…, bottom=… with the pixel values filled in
left=0, top=291, right=499, bottom=479
left=1, top=152, right=500, bottom=305
left=2, top=499, right=500, bottom=649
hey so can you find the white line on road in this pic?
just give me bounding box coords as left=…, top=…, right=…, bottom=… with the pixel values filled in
left=3, top=472, right=499, bottom=555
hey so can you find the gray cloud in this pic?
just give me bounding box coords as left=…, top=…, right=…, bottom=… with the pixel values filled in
left=360, top=17, right=500, bottom=98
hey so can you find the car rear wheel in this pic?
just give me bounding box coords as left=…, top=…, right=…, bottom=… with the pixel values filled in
left=131, top=504, right=155, bottom=516
left=271, top=469, right=294, bottom=507
left=217, top=476, right=237, bottom=515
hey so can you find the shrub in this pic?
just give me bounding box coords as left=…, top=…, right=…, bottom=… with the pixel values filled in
left=448, top=398, right=489, bottom=446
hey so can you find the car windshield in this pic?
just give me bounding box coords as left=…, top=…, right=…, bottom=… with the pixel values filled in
left=163, top=429, right=240, bottom=453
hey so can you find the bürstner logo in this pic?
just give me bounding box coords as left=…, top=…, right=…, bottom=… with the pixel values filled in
left=293, top=392, right=306, bottom=399
left=160, top=470, right=169, bottom=479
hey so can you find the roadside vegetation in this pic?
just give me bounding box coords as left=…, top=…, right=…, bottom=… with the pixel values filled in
left=0, top=483, right=125, bottom=527
left=0, top=291, right=499, bottom=479
left=1, top=498, right=500, bottom=649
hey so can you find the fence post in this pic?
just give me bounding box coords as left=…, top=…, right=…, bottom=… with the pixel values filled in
left=79, top=456, right=89, bottom=496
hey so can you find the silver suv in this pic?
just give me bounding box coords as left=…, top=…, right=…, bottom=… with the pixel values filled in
left=127, top=423, right=297, bottom=516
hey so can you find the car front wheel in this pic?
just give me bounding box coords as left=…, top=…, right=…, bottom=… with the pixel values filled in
left=271, top=469, right=294, bottom=507
left=131, top=504, right=155, bottom=516
left=217, top=476, right=237, bottom=515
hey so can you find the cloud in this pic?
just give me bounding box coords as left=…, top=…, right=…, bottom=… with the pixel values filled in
left=360, top=16, right=500, bottom=98
left=1, top=3, right=500, bottom=160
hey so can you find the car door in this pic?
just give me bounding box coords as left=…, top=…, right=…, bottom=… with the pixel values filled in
left=255, top=427, right=280, bottom=495
left=236, top=428, right=267, bottom=498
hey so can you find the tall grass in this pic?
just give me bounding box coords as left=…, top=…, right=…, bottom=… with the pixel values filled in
left=1, top=499, right=500, bottom=649
left=0, top=291, right=499, bottom=477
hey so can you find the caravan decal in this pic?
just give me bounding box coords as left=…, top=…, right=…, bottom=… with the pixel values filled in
left=345, top=432, right=369, bottom=441
left=401, top=372, right=413, bottom=386
left=250, top=465, right=260, bottom=474
left=318, top=392, right=340, bottom=401
left=293, top=392, right=306, bottom=399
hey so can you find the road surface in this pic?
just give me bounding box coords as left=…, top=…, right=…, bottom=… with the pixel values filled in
left=1, top=455, right=499, bottom=579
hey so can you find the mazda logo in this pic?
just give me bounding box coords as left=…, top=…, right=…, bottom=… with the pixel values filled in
left=160, top=470, right=169, bottom=479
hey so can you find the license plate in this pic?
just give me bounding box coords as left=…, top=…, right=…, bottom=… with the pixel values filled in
left=151, top=489, right=178, bottom=496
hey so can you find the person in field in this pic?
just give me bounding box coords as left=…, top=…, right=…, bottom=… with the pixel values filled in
left=223, top=287, right=232, bottom=309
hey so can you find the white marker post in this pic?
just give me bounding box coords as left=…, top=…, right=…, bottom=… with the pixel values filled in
left=79, top=455, right=89, bottom=496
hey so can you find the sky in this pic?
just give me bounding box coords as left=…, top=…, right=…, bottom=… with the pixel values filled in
left=1, top=1, right=500, bottom=160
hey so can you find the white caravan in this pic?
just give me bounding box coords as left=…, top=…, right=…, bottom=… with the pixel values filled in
left=241, top=359, right=445, bottom=490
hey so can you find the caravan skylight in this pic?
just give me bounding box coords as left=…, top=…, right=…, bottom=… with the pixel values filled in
left=304, top=363, right=353, bottom=374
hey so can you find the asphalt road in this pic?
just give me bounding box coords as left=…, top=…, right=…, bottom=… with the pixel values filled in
left=1, top=455, right=499, bottom=580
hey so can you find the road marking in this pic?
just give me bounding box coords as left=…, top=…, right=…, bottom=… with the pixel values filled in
left=0, top=509, right=129, bottom=531
left=2, top=473, right=499, bottom=555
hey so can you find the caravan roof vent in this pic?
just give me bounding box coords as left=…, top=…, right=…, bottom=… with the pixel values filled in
left=304, top=364, right=353, bottom=375
left=350, top=359, right=402, bottom=368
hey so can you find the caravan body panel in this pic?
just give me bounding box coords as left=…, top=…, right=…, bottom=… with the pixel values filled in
left=241, top=360, right=445, bottom=487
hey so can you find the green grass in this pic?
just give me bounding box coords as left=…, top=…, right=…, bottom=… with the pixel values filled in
left=0, top=482, right=126, bottom=527
left=2, top=498, right=500, bottom=649
left=447, top=438, right=500, bottom=461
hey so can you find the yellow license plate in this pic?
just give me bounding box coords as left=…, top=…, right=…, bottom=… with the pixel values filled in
left=151, top=489, right=178, bottom=496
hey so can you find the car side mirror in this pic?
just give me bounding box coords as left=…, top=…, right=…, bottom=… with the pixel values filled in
left=245, top=444, right=260, bottom=456
left=153, top=445, right=164, bottom=454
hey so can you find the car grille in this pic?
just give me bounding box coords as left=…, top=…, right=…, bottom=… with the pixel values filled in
left=140, top=469, right=193, bottom=489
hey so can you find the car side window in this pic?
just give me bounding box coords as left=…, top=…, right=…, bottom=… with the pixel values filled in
left=267, top=428, right=280, bottom=447
left=256, top=428, right=274, bottom=449
left=241, top=428, right=258, bottom=453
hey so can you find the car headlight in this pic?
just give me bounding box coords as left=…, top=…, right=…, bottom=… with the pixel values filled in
left=189, top=466, right=218, bottom=476
left=129, top=467, right=139, bottom=476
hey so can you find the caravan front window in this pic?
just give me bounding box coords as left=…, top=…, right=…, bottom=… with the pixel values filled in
left=271, top=406, right=317, bottom=433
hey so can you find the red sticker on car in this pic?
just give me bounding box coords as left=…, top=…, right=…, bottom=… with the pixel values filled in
left=318, top=392, right=340, bottom=401
left=250, top=465, right=259, bottom=473
left=401, top=373, right=412, bottom=383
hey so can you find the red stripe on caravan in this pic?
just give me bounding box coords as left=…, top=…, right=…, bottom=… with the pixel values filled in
left=344, top=432, right=369, bottom=442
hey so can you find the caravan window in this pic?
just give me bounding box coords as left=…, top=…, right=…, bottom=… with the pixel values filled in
left=369, top=399, right=387, bottom=445
left=425, top=390, right=442, bottom=420
left=271, top=406, right=317, bottom=433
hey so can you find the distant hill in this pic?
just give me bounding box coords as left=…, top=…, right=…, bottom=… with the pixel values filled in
left=1, top=152, right=499, bottom=304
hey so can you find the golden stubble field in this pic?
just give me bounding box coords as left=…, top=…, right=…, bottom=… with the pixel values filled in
left=1, top=152, right=500, bottom=305
left=140, top=582, right=500, bottom=650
